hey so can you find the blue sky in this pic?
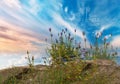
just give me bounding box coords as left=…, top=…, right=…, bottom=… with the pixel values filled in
left=0, top=0, right=120, bottom=69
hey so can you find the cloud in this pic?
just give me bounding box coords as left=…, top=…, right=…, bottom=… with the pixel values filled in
left=52, top=13, right=84, bottom=39
left=99, top=24, right=112, bottom=32
left=0, top=19, right=48, bottom=53
left=111, top=35, right=120, bottom=47
left=0, top=26, right=8, bottom=32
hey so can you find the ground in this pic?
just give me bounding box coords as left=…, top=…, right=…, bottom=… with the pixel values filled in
left=0, top=60, right=120, bottom=84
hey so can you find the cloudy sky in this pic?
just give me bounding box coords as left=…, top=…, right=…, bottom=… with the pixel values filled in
left=0, top=0, right=120, bottom=69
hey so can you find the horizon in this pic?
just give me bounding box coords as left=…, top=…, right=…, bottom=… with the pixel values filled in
left=0, top=0, right=120, bottom=69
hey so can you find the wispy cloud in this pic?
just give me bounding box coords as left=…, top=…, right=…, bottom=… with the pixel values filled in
left=0, top=19, right=47, bottom=53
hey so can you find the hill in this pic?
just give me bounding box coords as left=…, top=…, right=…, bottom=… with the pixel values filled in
left=0, top=60, right=120, bottom=84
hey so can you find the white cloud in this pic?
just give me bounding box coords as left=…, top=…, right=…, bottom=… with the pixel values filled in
left=52, top=13, right=84, bottom=39
left=64, top=7, right=68, bottom=13
left=99, top=24, right=112, bottom=32
left=3, top=0, right=22, bottom=9
left=0, top=19, right=48, bottom=53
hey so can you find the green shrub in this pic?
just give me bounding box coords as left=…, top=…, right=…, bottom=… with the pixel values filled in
left=44, top=28, right=117, bottom=83
left=89, top=33, right=117, bottom=60
left=47, top=28, right=117, bottom=63
left=47, top=28, right=81, bottom=64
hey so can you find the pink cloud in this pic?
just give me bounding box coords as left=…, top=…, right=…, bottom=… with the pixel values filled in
left=0, top=19, right=48, bottom=53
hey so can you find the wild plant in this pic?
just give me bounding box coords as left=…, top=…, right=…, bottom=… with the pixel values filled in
left=47, top=28, right=81, bottom=65
left=26, top=51, right=34, bottom=68
left=89, top=32, right=118, bottom=60
left=45, top=28, right=96, bottom=83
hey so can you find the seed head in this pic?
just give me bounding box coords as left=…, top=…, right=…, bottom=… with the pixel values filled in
left=74, top=29, right=76, bottom=32
left=60, top=32, right=63, bottom=36
left=27, top=50, right=29, bottom=54
left=32, top=56, right=34, bottom=61
left=90, top=44, right=92, bottom=49
left=49, top=28, right=51, bottom=32
left=106, top=42, right=110, bottom=46
left=96, top=32, right=101, bottom=38
left=69, top=33, right=71, bottom=37
left=50, top=34, right=53, bottom=37
left=65, top=28, right=67, bottom=32
left=115, top=52, right=118, bottom=55
left=70, top=37, right=74, bottom=41
left=78, top=44, right=81, bottom=49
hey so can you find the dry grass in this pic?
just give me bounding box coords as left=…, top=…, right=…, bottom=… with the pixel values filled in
left=0, top=60, right=120, bottom=84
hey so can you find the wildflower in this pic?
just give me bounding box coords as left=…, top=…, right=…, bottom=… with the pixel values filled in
left=49, top=28, right=51, bottom=32
left=74, top=29, right=76, bottom=32
left=96, top=32, right=102, bottom=38
left=82, top=31, right=85, bottom=36
left=60, top=32, right=63, bottom=36
left=78, top=44, right=81, bottom=49
left=42, top=57, right=46, bottom=59
left=27, top=50, right=29, bottom=54
left=90, top=44, right=92, bottom=49
left=112, top=53, right=115, bottom=56
left=115, top=52, right=118, bottom=55
left=32, top=56, right=34, bottom=61
left=76, top=47, right=78, bottom=49
left=104, top=34, right=112, bottom=40
left=106, top=42, right=110, bottom=46
left=44, top=61, right=46, bottom=64
left=70, top=37, right=74, bottom=41
left=65, top=28, right=67, bottom=32
left=69, top=33, right=71, bottom=37
left=104, top=36, right=107, bottom=41
left=81, top=48, right=87, bottom=59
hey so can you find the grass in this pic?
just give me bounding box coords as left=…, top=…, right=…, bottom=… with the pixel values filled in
left=0, top=28, right=118, bottom=84
left=1, top=62, right=120, bottom=84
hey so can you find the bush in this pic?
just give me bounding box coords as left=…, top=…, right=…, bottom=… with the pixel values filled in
left=47, top=28, right=81, bottom=64
left=47, top=28, right=117, bottom=64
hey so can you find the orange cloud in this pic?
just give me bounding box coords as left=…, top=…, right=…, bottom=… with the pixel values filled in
left=0, top=20, right=47, bottom=53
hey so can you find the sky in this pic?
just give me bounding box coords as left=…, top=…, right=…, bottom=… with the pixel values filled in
left=0, top=0, right=120, bottom=69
